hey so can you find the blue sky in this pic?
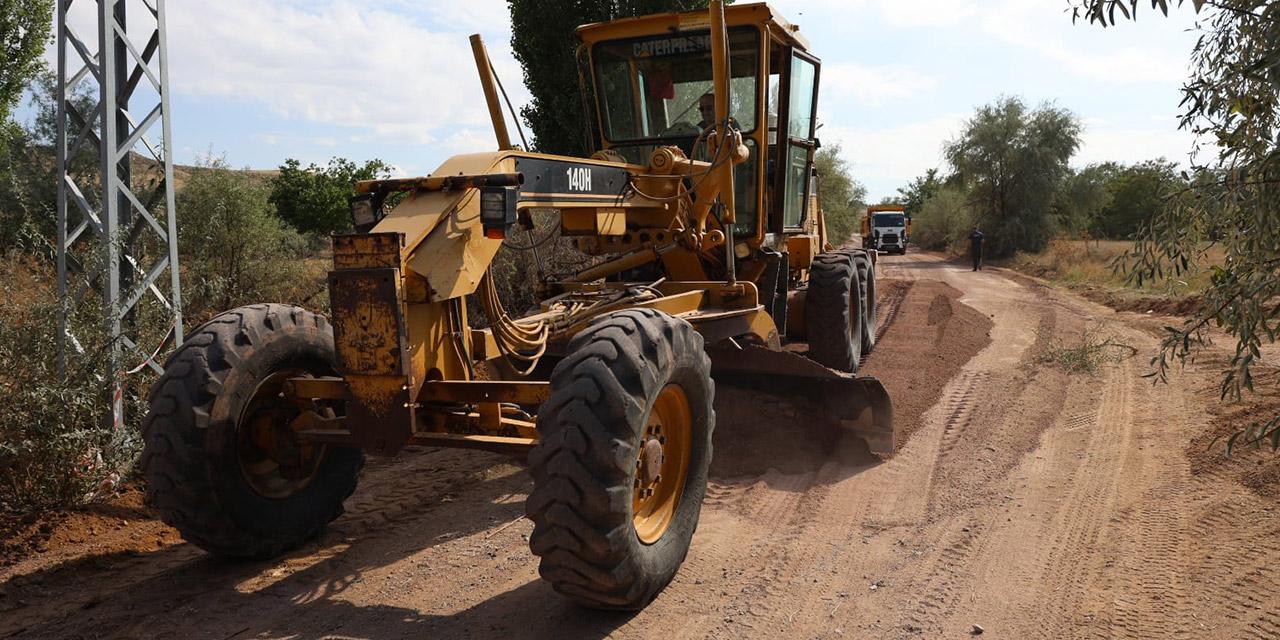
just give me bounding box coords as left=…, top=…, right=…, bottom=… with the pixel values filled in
left=32, top=0, right=1203, bottom=201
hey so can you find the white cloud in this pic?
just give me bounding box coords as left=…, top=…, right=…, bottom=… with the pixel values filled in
left=821, top=114, right=968, bottom=198
left=976, top=2, right=1193, bottom=85
left=1076, top=122, right=1201, bottom=168
left=165, top=1, right=528, bottom=146
left=44, top=0, right=530, bottom=150
left=821, top=63, right=937, bottom=106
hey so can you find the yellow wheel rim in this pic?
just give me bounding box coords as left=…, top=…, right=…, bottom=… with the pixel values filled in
left=632, top=384, right=692, bottom=544
left=237, top=369, right=328, bottom=499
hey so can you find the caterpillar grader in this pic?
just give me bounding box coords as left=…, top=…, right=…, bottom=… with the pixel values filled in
left=142, top=1, right=893, bottom=610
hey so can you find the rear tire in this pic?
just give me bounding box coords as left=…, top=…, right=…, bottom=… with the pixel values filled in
left=527, top=309, right=714, bottom=610
left=806, top=252, right=864, bottom=373
left=142, top=304, right=363, bottom=559
left=846, top=250, right=877, bottom=355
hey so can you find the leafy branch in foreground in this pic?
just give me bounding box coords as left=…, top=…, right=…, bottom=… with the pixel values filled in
left=1070, top=0, right=1280, bottom=453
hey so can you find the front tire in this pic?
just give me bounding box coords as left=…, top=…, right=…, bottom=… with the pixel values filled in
left=526, top=309, right=714, bottom=610
left=142, top=304, right=363, bottom=559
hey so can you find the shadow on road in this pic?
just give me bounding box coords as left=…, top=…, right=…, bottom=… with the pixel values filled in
left=0, top=449, right=633, bottom=639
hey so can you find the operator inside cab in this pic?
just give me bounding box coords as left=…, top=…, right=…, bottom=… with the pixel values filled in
left=589, top=28, right=762, bottom=235
left=663, top=92, right=717, bottom=156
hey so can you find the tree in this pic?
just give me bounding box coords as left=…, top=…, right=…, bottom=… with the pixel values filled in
left=1054, top=163, right=1115, bottom=238
left=1090, top=159, right=1182, bottom=239
left=945, top=96, right=1081, bottom=258
left=910, top=185, right=974, bottom=252
left=0, top=0, right=52, bottom=122
left=897, top=168, right=943, bottom=218
left=1071, top=1, right=1280, bottom=450
left=268, top=157, right=394, bottom=235
left=180, top=158, right=312, bottom=319
left=508, top=0, right=718, bottom=156
left=1, top=1, right=55, bottom=251
left=814, top=142, right=868, bottom=247
left=0, top=72, right=102, bottom=252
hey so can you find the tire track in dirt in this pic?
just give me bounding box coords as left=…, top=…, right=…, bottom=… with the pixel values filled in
left=13, top=251, right=1280, bottom=640
left=666, top=473, right=817, bottom=639
left=874, top=279, right=912, bottom=343
left=935, top=371, right=988, bottom=459
left=1180, top=478, right=1280, bottom=638
left=1025, top=356, right=1136, bottom=634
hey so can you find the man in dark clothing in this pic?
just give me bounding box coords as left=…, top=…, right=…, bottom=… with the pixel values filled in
left=969, top=226, right=985, bottom=271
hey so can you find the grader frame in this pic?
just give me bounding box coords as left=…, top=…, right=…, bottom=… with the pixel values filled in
left=141, top=1, right=893, bottom=611
left=281, top=2, right=891, bottom=458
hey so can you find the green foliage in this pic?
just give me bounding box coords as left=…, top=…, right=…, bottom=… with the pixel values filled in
left=1071, top=1, right=1280, bottom=452
left=2, top=73, right=102, bottom=254
left=180, top=157, right=319, bottom=321
left=0, top=119, right=45, bottom=250
left=1053, top=164, right=1115, bottom=237
left=896, top=168, right=944, bottom=219
left=910, top=184, right=974, bottom=252
left=945, top=96, right=1082, bottom=258
left=1091, top=159, right=1182, bottom=238
left=814, top=142, right=868, bottom=247
left=0, top=0, right=52, bottom=120
left=268, top=157, right=394, bottom=235
left=0, top=257, right=149, bottom=515
left=508, top=0, right=718, bottom=156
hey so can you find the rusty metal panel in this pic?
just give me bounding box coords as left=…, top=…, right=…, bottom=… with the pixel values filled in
left=330, top=267, right=415, bottom=454
left=330, top=268, right=407, bottom=376
left=333, top=232, right=404, bottom=270
left=345, top=375, right=413, bottom=454
left=786, top=234, right=817, bottom=270
left=406, top=219, right=501, bottom=303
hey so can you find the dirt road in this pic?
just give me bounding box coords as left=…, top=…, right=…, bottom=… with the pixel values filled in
left=4, top=253, right=1280, bottom=639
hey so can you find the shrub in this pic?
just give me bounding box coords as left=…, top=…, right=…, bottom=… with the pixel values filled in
left=268, top=157, right=394, bottom=236
left=178, top=157, right=326, bottom=323
left=1036, top=325, right=1135, bottom=375
left=911, top=185, right=974, bottom=252
left=0, top=257, right=150, bottom=515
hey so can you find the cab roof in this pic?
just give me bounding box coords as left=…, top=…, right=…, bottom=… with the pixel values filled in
left=576, top=2, right=810, bottom=51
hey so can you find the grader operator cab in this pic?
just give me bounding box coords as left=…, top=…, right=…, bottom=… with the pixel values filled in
left=142, top=2, right=892, bottom=610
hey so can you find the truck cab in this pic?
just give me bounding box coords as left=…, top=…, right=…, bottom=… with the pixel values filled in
left=862, top=204, right=910, bottom=254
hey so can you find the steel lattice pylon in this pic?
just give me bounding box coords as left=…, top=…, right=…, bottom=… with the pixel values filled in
left=55, top=0, right=182, bottom=428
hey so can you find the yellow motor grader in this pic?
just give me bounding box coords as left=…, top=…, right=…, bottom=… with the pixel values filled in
left=142, top=1, right=892, bottom=610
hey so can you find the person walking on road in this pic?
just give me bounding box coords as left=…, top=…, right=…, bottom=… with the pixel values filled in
left=969, top=226, right=985, bottom=271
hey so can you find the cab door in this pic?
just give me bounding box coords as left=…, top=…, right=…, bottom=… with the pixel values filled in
left=770, top=48, right=820, bottom=234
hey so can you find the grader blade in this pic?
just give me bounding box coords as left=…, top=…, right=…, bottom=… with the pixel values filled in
left=708, top=346, right=895, bottom=457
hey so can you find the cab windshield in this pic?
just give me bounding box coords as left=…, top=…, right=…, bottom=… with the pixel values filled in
left=873, top=213, right=906, bottom=227
left=591, top=27, right=760, bottom=144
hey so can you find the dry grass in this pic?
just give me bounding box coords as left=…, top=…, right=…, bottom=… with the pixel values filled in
left=1012, top=239, right=1222, bottom=294
left=1008, top=239, right=1222, bottom=316
left=1036, top=325, right=1137, bottom=375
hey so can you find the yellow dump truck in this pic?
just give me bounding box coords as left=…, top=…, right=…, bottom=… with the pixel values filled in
left=861, top=204, right=910, bottom=254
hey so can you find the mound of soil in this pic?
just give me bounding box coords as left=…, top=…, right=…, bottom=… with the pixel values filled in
left=1002, top=270, right=1203, bottom=318
left=0, top=484, right=180, bottom=572
left=861, top=279, right=993, bottom=451
left=1189, top=366, right=1280, bottom=499
left=708, top=279, right=993, bottom=477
